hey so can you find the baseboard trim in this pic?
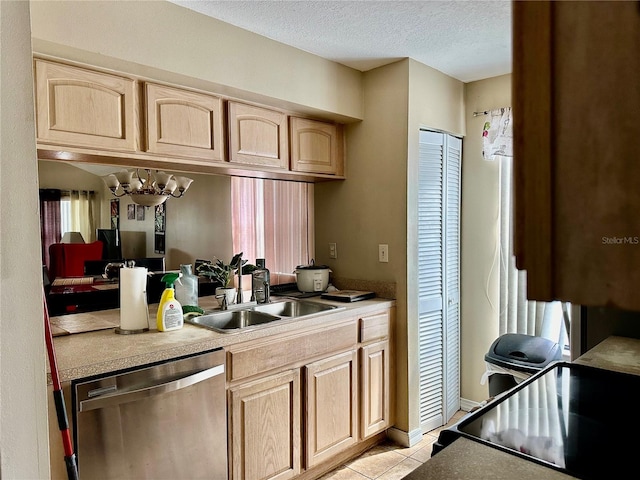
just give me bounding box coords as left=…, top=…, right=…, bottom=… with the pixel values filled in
left=460, top=397, right=483, bottom=412
left=386, top=426, right=423, bottom=447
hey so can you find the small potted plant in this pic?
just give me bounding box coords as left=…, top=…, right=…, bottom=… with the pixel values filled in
left=197, top=252, right=255, bottom=306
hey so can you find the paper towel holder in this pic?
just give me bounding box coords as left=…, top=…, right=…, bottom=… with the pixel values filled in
left=115, top=262, right=150, bottom=335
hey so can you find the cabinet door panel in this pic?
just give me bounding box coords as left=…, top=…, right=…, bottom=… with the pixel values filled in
left=290, top=117, right=342, bottom=175
left=305, top=350, right=358, bottom=467
left=230, top=370, right=301, bottom=480
left=361, top=340, right=390, bottom=438
left=35, top=59, right=137, bottom=151
left=228, top=102, right=288, bottom=168
left=145, top=83, right=224, bottom=161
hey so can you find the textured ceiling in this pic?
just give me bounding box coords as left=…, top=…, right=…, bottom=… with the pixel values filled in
left=169, top=0, right=512, bottom=82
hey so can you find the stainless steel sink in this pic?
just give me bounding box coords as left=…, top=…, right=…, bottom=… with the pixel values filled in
left=185, top=309, right=281, bottom=333
left=185, top=299, right=342, bottom=333
left=252, top=300, right=339, bottom=317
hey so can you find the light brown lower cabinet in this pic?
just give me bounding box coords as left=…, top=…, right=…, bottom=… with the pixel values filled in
left=229, top=369, right=302, bottom=480
left=226, top=308, right=393, bottom=480
left=304, top=350, right=358, bottom=468
left=360, top=340, right=390, bottom=439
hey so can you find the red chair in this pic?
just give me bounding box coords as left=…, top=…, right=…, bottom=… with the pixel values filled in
left=48, top=241, right=104, bottom=279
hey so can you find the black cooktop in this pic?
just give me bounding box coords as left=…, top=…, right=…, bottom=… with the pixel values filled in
left=434, top=362, right=640, bottom=479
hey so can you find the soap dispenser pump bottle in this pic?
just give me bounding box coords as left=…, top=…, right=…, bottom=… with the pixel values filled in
left=175, top=264, right=198, bottom=309
left=157, top=272, right=184, bottom=332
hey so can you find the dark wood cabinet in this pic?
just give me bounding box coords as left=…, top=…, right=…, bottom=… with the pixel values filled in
left=513, top=1, right=640, bottom=311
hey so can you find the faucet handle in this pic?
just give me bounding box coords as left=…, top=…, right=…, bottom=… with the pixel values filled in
left=215, top=293, right=228, bottom=310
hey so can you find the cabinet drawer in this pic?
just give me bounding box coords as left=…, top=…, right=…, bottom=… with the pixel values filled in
left=227, top=320, right=357, bottom=382
left=359, top=311, right=390, bottom=343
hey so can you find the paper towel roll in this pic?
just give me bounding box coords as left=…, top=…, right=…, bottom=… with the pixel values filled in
left=119, top=267, right=149, bottom=333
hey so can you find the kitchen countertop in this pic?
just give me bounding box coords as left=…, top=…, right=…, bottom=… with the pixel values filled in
left=404, top=437, right=575, bottom=480
left=47, top=295, right=395, bottom=384
left=573, top=335, right=640, bottom=375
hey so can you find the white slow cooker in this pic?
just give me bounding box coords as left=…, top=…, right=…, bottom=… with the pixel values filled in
left=294, top=262, right=332, bottom=292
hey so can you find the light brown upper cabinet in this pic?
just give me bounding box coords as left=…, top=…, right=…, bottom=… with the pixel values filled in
left=290, top=117, right=344, bottom=175
left=513, top=1, right=640, bottom=311
left=228, top=101, right=289, bottom=169
left=144, top=83, right=225, bottom=161
left=34, top=59, right=137, bottom=152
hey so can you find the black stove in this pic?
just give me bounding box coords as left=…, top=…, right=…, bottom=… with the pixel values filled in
left=434, top=362, right=640, bottom=479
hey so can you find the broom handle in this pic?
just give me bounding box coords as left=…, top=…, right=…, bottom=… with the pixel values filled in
left=44, top=291, right=79, bottom=480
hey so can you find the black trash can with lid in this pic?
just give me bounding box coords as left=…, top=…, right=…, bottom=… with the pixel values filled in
left=484, top=333, right=562, bottom=396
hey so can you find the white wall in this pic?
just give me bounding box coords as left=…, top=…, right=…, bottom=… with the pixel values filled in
left=0, top=1, right=50, bottom=477
left=460, top=74, right=511, bottom=403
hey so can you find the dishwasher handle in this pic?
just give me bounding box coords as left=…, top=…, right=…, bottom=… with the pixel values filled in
left=79, top=364, right=224, bottom=412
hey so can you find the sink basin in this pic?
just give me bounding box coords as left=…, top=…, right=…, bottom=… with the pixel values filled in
left=252, top=300, right=339, bottom=317
left=185, top=309, right=281, bottom=333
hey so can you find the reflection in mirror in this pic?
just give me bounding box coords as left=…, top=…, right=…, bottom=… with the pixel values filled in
left=38, top=160, right=233, bottom=273
left=38, top=160, right=315, bottom=288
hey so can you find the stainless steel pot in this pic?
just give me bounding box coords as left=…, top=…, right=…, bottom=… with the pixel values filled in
left=294, top=262, right=332, bottom=292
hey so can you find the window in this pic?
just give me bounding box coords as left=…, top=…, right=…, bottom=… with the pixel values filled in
left=231, top=177, right=314, bottom=284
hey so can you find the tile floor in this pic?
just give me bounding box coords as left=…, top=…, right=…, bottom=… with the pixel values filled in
left=319, top=410, right=468, bottom=480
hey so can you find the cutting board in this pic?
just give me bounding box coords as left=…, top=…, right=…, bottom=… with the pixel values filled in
left=321, top=290, right=376, bottom=302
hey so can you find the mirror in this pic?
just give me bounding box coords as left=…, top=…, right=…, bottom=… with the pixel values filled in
left=38, top=160, right=233, bottom=271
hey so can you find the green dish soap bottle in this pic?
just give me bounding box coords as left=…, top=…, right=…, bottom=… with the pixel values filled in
left=157, top=272, right=184, bottom=332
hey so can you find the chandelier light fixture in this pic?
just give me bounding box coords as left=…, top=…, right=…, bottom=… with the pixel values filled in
left=102, top=169, right=194, bottom=207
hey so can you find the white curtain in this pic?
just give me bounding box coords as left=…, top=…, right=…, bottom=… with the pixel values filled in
left=485, top=108, right=568, bottom=346
left=482, top=107, right=513, bottom=160
left=63, top=190, right=97, bottom=243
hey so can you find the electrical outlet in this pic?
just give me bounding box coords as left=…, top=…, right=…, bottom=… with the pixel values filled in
left=329, top=242, right=337, bottom=259
left=379, top=244, right=389, bottom=263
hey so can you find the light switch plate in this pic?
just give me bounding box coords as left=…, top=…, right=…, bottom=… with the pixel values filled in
left=379, top=244, right=389, bottom=263
left=329, top=243, right=337, bottom=259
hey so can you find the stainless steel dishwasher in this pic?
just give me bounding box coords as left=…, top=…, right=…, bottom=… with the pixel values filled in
left=72, top=348, right=227, bottom=479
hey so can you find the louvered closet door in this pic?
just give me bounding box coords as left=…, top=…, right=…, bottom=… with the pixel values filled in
left=418, top=130, right=461, bottom=433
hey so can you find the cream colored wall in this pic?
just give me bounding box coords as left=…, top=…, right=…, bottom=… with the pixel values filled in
left=460, top=74, right=511, bottom=403
left=164, top=173, right=232, bottom=270
left=315, top=59, right=466, bottom=435
left=29, top=0, right=363, bottom=122
left=0, top=1, right=50, bottom=477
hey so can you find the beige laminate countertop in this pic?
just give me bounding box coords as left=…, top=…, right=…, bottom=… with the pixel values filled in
left=573, top=335, right=640, bottom=375
left=404, top=437, right=575, bottom=480
left=47, top=295, right=395, bottom=384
